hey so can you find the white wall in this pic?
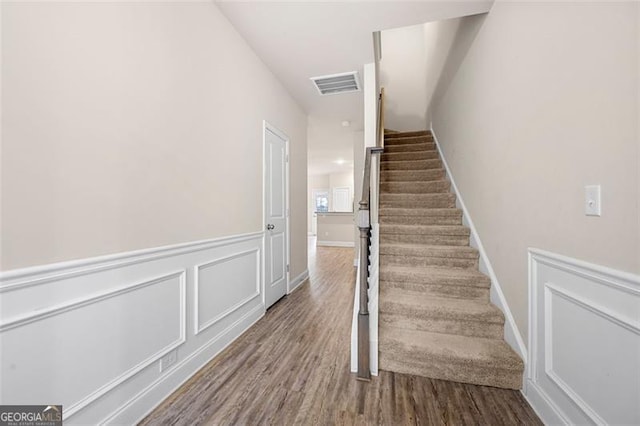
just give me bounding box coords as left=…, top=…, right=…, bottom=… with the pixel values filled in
left=316, top=213, right=355, bottom=247
left=431, top=1, right=640, bottom=346
left=380, top=16, right=482, bottom=132
left=380, top=24, right=429, bottom=131
left=0, top=1, right=308, bottom=279
left=0, top=1, right=309, bottom=423
left=306, top=116, right=355, bottom=176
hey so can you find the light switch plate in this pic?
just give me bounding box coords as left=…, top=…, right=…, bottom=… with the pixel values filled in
left=585, top=185, right=601, bottom=216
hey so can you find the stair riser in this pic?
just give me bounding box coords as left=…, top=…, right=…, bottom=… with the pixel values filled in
left=381, top=151, right=439, bottom=161
left=378, top=354, right=522, bottom=390
left=381, top=281, right=489, bottom=300
left=380, top=181, right=451, bottom=194
left=379, top=200, right=457, bottom=209
left=380, top=313, right=504, bottom=339
left=380, top=245, right=477, bottom=258
left=381, top=169, right=445, bottom=182
left=380, top=225, right=469, bottom=236
left=381, top=234, right=469, bottom=246
left=384, top=143, right=435, bottom=153
left=385, top=136, right=434, bottom=145
left=381, top=255, right=478, bottom=269
left=381, top=160, right=442, bottom=171
left=380, top=201, right=456, bottom=209
left=379, top=215, right=462, bottom=225
left=385, top=130, right=431, bottom=138
left=380, top=195, right=456, bottom=209
left=379, top=270, right=490, bottom=288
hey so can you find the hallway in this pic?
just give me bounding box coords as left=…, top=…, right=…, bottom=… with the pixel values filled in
left=141, top=243, right=541, bottom=425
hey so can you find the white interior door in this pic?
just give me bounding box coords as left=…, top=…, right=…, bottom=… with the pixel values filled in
left=332, top=187, right=351, bottom=212
left=264, top=125, right=288, bottom=309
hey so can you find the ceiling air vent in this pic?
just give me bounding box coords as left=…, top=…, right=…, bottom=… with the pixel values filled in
left=310, top=71, right=360, bottom=96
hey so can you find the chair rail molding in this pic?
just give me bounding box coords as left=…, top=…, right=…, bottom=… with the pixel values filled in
left=0, top=231, right=266, bottom=425
left=526, top=248, right=640, bottom=426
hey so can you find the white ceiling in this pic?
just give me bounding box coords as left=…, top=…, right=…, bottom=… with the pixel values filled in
left=307, top=116, right=358, bottom=176
left=215, top=1, right=493, bottom=173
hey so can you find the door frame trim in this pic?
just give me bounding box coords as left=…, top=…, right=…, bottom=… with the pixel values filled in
left=262, top=120, right=291, bottom=303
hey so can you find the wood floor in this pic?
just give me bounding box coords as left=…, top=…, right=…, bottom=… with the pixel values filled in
left=141, top=240, right=541, bottom=425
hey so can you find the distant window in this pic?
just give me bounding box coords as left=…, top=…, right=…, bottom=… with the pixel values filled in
left=315, top=193, right=329, bottom=212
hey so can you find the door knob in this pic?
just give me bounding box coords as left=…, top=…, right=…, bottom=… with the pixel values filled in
left=266, top=224, right=275, bottom=230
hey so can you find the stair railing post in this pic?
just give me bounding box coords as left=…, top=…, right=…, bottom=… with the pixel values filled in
left=357, top=199, right=371, bottom=381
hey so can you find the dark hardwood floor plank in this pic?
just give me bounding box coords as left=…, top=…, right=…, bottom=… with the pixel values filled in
left=141, top=242, right=541, bottom=426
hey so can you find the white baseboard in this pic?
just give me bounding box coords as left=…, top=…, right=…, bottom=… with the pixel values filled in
left=0, top=232, right=267, bottom=425
left=101, top=304, right=264, bottom=425
left=289, top=269, right=309, bottom=293
left=522, top=379, right=568, bottom=425
left=430, top=126, right=528, bottom=364
left=316, top=241, right=355, bottom=248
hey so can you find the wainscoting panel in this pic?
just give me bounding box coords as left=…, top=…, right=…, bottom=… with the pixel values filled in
left=194, top=248, right=260, bottom=335
left=526, top=249, right=640, bottom=425
left=0, top=232, right=265, bottom=425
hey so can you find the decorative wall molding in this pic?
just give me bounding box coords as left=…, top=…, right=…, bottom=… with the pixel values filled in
left=289, top=269, right=309, bottom=293
left=0, top=232, right=265, bottom=424
left=0, top=270, right=186, bottom=333
left=0, top=231, right=264, bottom=292
left=66, top=271, right=187, bottom=418
left=193, top=248, right=261, bottom=335
left=527, top=248, right=640, bottom=425
left=431, top=126, right=527, bottom=362
left=101, top=303, right=264, bottom=425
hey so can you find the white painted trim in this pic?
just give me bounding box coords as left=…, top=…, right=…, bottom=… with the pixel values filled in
left=101, top=304, right=264, bottom=425
left=523, top=379, right=569, bottom=425
left=529, top=248, right=640, bottom=292
left=193, top=248, right=261, bottom=335
left=32, top=271, right=187, bottom=420
left=288, top=269, right=309, bottom=294
left=368, top=222, right=380, bottom=376
left=0, top=231, right=264, bottom=290
left=350, top=263, right=360, bottom=373
left=526, top=248, right=640, bottom=425
left=1, top=270, right=186, bottom=333
left=430, top=126, right=527, bottom=363
left=1, top=231, right=264, bottom=424
left=316, top=241, right=355, bottom=248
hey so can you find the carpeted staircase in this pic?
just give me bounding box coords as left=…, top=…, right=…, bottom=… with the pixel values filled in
left=378, top=130, right=524, bottom=390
